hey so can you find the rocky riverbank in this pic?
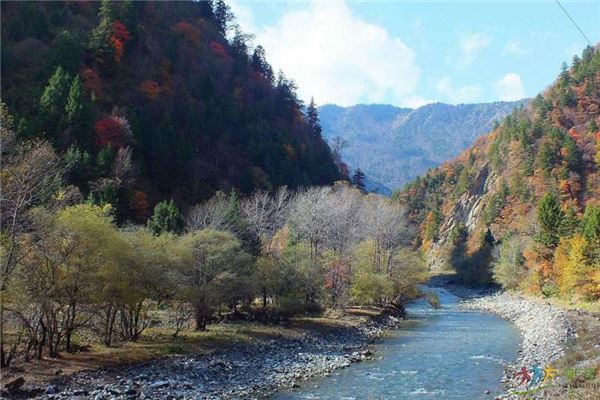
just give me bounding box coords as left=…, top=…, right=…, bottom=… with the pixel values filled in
left=9, top=316, right=401, bottom=400
left=459, top=292, right=576, bottom=398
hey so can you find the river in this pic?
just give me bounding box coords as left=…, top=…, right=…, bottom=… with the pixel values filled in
left=273, top=288, right=521, bottom=399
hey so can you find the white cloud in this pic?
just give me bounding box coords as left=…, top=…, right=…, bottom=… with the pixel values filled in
left=502, top=40, right=526, bottom=55
left=436, top=76, right=482, bottom=103
left=246, top=1, right=421, bottom=107
left=494, top=73, right=525, bottom=101
left=459, top=32, right=491, bottom=65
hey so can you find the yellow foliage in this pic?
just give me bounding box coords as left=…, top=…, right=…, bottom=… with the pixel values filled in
left=554, top=234, right=599, bottom=300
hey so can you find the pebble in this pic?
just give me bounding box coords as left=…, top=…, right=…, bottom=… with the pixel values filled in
left=28, top=317, right=400, bottom=400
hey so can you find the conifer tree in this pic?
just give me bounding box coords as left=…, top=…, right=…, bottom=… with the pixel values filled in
left=39, top=66, right=71, bottom=136
left=306, top=98, right=322, bottom=138
left=89, top=0, right=115, bottom=57
left=351, top=168, right=366, bottom=193
left=147, top=200, right=184, bottom=235
left=537, top=192, right=564, bottom=248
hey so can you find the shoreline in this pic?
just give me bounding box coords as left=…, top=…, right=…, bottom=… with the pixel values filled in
left=7, top=315, right=402, bottom=399
left=5, top=281, right=592, bottom=399
left=429, top=275, right=577, bottom=398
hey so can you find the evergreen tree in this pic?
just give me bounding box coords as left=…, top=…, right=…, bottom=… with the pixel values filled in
left=212, top=0, right=233, bottom=34
left=306, top=98, right=322, bottom=138
left=536, top=192, right=564, bottom=248
left=89, top=0, right=115, bottom=57
left=581, top=206, right=600, bottom=246
left=559, top=205, right=579, bottom=238
left=39, top=66, right=71, bottom=136
left=65, top=76, right=89, bottom=132
left=251, top=45, right=274, bottom=82
left=147, top=200, right=184, bottom=235
left=351, top=168, right=366, bottom=193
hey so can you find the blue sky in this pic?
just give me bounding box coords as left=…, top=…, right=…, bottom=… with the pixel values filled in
left=228, top=0, right=600, bottom=107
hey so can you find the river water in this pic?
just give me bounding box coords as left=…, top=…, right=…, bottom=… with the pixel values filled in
left=273, top=288, right=521, bottom=399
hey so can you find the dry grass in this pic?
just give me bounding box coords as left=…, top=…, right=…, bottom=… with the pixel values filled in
left=0, top=313, right=372, bottom=387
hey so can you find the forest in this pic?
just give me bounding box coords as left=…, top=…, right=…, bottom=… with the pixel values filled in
left=0, top=0, right=342, bottom=223
left=0, top=2, right=426, bottom=367
left=397, top=45, right=600, bottom=301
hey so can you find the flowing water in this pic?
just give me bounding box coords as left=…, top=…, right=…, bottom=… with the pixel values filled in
left=273, top=288, right=521, bottom=399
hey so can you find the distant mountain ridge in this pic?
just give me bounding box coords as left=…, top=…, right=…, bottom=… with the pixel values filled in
left=319, top=100, right=527, bottom=191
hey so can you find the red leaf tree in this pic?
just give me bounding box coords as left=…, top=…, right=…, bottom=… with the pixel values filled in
left=110, top=20, right=131, bottom=63
left=94, top=117, right=130, bottom=148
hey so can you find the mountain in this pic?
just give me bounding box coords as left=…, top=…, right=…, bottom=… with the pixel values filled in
left=0, top=1, right=342, bottom=221
left=396, top=45, right=600, bottom=299
left=319, top=101, right=526, bottom=190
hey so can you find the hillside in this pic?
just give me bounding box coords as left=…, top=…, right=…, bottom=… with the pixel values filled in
left=319, top=100, right=525, bottom=190
left=397, top=45, right=600, bottom=300
left=0, top=1, right=342, bottom=221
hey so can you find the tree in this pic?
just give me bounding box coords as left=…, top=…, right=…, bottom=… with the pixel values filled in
left=147, top=200, right=184, bottom=235
left=536, top=193, right=564, bottom=248
left=559, top=205, right=579, bottom=238
left=493, top=234, right=527, bottom=290
left=351, top=168, right=366, bottom=193
left=306, top=98, right=322, bottom=138
left=251, top=45, right=274, bottom=82
left=0, top=109, right=65, bottom=366
left=177, top=230, right=251, bottom=330
left=39, top=66, right=71, bottom=136
left=212, top=0, right=233, bottom=34
left=581, top=205, right=600, bottom=263
left=89, top=0, right=115, bottom=58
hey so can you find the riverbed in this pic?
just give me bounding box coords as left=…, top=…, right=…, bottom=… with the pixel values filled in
left=274, top=288, right=521, bottom=400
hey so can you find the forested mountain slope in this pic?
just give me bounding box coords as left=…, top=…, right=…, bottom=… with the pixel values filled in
left=1, top=1, right=342, bottom=221
left=397, top=45, right=600, bottom=300
left=319, top=100, right=525, bottom=190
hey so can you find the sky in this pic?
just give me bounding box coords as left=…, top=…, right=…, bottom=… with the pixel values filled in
left=227, top=0, right=600, bottom=108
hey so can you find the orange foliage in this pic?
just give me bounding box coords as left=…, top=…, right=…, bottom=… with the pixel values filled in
left=110, top=20, right=131, bottom=63
left=129, top=190, right=151, bottom=221
left=173, top=22, right=201, bottom=46
left=209, top=41, right=228, bottom=58
left=140, top=80, right=161, bottom=101
left=80, top=68, right=102, bottom=97
left=283, top=143, right=297, bottom=160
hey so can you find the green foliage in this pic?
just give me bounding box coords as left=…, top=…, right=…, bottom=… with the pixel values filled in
left=581, top=205, right=600, bottom=263
left=147, top=200, right=184, bottom=235
left=2, top=1, right=342, bottom=222
left=536, top=192, right=564, bottom=248
left=559, top=205, right=579, bottom=238
left=39, top=66, right=71, bottom=136
left=493, top=234, right=527, bottom=289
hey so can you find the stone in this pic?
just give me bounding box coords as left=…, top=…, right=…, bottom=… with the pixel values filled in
left=46, top=385, right=59, bottom=394
left=4, top=376, right=25, bottom=392
left=148, top=380, right=170, bottom=389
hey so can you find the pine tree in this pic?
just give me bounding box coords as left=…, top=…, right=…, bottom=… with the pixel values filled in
left=251, top=45, right=274, bottom=82
left=351, top=168, right=366, bottom=193
left=212, top=0, right=232, bottom=34
left=39, top=66, right=71, bottom=136
left=147, top=200, right=184, bottom=235
left=306, top=98, right=322, bottom=138
left=65, top=76, right=88, bottom=128
left=559, top=205, right=579, bottom=238
left=537, top=192, right=565, bottom=248
left=89, top=0, right=115, bottom=57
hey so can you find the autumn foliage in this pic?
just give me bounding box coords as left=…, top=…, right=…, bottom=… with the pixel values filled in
left=110, top=20, right=131, bottom=63
left=140, top=80, right=161, bottom=101
left=209, top=41, right=228, bottom=58
left=94, top=117, right=129, bottom=148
